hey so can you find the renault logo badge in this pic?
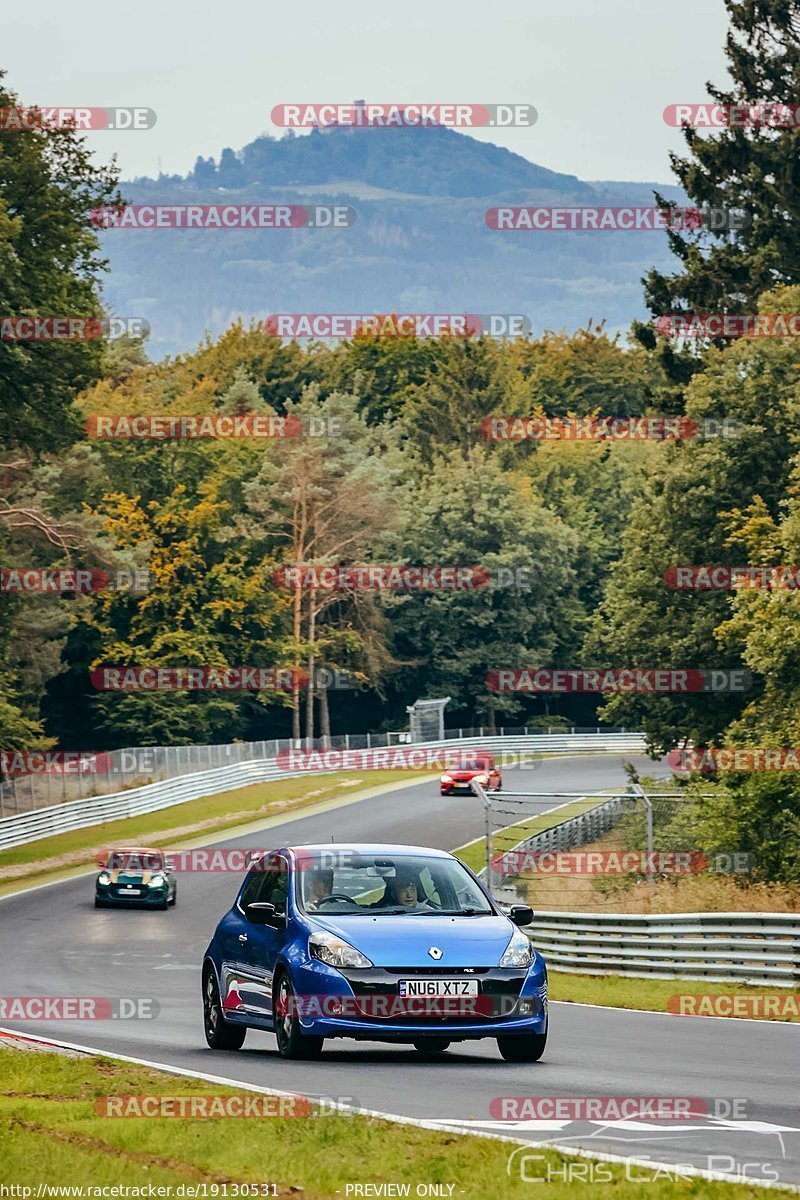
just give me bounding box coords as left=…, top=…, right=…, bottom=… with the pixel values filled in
left=428, top=946, right=443, bottom=960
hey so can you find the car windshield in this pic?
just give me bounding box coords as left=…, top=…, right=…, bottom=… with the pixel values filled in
left=107, top=850, right=163, bottom=871
left=296, top=851, right=494, bottom=915
left=453, top=759, right=488, bottom=771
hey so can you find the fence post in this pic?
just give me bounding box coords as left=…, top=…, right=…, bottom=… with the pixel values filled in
left=631, top=784, right=654, bottom=887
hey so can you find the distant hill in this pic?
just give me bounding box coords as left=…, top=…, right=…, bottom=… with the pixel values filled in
left=102, top=125, right=685, bottom=358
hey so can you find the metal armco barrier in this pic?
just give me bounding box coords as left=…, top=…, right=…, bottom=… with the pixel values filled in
left=0, top=732, right=646, bottom=851
left=0, top=727, right=644, bottom=815
left=526, top=910, right=800, bottom=987
left=0, top=758, right=285, bottom=852
left=496, top=795, right=627, bottom=859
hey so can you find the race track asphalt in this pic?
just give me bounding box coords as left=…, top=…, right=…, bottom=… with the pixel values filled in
left=2, top=754, right=798, bottom=1188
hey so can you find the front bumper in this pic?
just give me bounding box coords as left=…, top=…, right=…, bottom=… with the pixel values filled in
left=290, top=962, right=548, bottom=1040
left=96, top=885, right=169, bottom=906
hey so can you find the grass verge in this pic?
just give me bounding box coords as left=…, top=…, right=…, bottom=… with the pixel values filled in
left=0, top=769, right=432, bottom=896
left=549, top=969, right=800, bottom=1021
left=1, top=1044, right=794, bottom=1198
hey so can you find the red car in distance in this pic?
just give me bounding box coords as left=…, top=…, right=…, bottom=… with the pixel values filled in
left=440, top=753, right=501, bottom=796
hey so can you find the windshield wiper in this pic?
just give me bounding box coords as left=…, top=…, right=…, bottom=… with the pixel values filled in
left=431, top=907, right=490, bottom=916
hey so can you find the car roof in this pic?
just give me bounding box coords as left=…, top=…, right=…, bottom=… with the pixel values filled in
left=281, top=843, right=454, bottom=859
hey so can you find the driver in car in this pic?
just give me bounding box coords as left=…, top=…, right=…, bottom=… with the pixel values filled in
left=375, top=867, right=431, bottom=910
left=304, top=868, right=334, bottom=910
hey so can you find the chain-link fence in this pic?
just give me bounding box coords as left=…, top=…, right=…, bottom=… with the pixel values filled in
left=477, top=785, right=744, bottom=912
left=0, top=725, right=633, bottom=815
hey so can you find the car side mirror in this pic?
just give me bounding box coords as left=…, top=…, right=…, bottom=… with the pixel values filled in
left=246, top=902, right=286, bottom=928
left=509, top=904, right=534, bottom=927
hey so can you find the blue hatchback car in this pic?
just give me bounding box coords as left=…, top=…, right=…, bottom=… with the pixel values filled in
left=202, top=843, right=548, bottom=1061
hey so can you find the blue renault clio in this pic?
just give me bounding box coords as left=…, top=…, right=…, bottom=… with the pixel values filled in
left=202, top=843, right=548, bottom=1061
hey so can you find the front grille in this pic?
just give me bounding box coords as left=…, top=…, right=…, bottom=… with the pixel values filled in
left=383, top=967, right=490, bottom=976
left=336, top=968, right=527, bottom=1022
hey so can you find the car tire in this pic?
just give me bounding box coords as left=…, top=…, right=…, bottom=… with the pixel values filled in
left=274, top=972, right=324, bottom=1060
left=203, top=966, right=247, bottom=1051
left=94, top=897, right=106, bottom=909
left=413, top=1039, right=451, bottom=1058
left=157, top=896, right=169, bottom=910
left=497, top=1028, right=547, bottom=1063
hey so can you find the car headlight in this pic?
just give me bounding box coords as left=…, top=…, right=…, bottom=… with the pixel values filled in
left=474, top=774, right=488, bottom=784
left=309, top=931, right=373, bottom=969
left=148, top=874, right=166, bottom=887
left=97, top=872, right=111, bottom=886
left=440, top=774, right=452, bottom=783
left=499, top=929, right=533, bottom=968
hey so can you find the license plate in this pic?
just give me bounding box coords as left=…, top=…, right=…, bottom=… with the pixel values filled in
left=122, top=887, right=141, bottom=895
left=398, top=979, right=479, bottom=997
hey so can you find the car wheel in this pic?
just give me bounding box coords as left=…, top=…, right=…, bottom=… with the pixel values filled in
left=412, top=1038, right=451, bottom=1058
left=497, top=1028, right=547, bottom=1063
left=203, top=966, right=246, bottom=1050
left=274, top=972, right=324, bottom=1060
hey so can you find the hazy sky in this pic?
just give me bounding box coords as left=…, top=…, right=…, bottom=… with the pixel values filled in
left=4, top=0, right=730, bottom=183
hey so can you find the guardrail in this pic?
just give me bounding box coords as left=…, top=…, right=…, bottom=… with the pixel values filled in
left=0, top=732, right=646, bottom=852
left=0, top=726, right=643, bottom=814
left=525, top=910, right=800, bottom=987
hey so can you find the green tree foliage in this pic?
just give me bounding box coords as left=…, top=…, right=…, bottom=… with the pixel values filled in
left=643, top=1, right=800, bottom=321
left=588, top=293, right=800, bottom=752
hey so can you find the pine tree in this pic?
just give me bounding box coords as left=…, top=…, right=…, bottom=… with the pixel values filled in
left=642, top=1, right=800, bottom=326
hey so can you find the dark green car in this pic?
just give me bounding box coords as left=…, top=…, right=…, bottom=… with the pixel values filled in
left=95, top=847, right=177, bottom=910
